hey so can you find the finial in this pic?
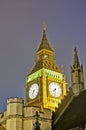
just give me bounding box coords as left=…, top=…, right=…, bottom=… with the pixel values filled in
left=43, top=22, right=46, bottom=32
left=74, top=47, right=77, bottom=54
left=73, top=47, right=80, bottom=68
left=33, top=111, right=40, bottom=130
left=35, top=111, right=39, bottom=121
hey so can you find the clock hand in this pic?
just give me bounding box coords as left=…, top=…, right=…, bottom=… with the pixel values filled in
left=53, top=88, right=56, bottom=92
left=32, top=89, right=35, bottom=94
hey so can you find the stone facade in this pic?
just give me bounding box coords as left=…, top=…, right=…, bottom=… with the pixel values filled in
left=0, top=97, right=52, bottom=130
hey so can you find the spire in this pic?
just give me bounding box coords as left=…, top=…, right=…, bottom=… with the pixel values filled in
left=73, top=48, right=80, bottom=68
left=70, top=47, right=84, bottom=94
left=33, top=111, right=40, bottom=130
left=37, top=23, right=53, bottom=52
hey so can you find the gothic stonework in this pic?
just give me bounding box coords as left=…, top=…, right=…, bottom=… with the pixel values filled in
left=0, top=97, right=52, bottom=130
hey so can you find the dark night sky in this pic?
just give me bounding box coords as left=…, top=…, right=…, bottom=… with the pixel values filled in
left=0, top=0, right=86, bottom=111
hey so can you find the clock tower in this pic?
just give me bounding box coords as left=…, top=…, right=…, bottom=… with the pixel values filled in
left=26, top=24, right=67, bottom=111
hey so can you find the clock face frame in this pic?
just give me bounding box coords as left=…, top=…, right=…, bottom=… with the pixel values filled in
left=29, top=83, right=39, bottom=99
left=49, top=82, right=62, bottom=97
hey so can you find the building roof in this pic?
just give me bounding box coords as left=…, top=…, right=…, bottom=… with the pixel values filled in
left=53, top=89, right=86, bottom=130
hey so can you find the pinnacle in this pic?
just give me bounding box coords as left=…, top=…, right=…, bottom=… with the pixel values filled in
left=73, top=47, right=80, bottom=68
left=37, top=24, right=53, bottom=52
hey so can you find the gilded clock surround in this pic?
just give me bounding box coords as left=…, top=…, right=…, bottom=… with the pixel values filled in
left=26, top=78, right=42, bottom=106
left=26, top=25, right=67, bottom=111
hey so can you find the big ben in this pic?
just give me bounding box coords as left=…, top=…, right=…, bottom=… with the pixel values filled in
left=26, top=24, right=67, bottom=111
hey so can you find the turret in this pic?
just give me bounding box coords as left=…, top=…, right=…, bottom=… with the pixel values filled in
left=70, top=48, right=84, bottom=95
left=6, top=97, right=24, bottom=130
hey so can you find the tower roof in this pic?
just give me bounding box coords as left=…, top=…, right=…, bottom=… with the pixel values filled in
left=73, top=48, right=80, bottom=68
left=37, top=24, right=54, bottom=52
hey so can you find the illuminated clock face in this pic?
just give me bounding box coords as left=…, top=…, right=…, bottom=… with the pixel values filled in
left=49, top=82, right=62, bottom=97
left=29, top=83, right=39, bottom=99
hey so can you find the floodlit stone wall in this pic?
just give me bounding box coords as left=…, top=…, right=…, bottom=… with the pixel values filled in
left=23, top=106, right=52, bottom=130
left=0, top=97, right=52, bottom=130
left=6, top=97, right=24, bottom=130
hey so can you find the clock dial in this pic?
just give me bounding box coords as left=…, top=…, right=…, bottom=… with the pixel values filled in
left=49, top=82, right=62, bottom=97
left=29, top=83, right=39, bottom=99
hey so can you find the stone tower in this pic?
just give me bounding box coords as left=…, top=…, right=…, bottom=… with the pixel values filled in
left=26, top=24, right=67, bottom=111
left=6, top=98, right=24, bottom=130
left=70, top=48, right=84, bottom=95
